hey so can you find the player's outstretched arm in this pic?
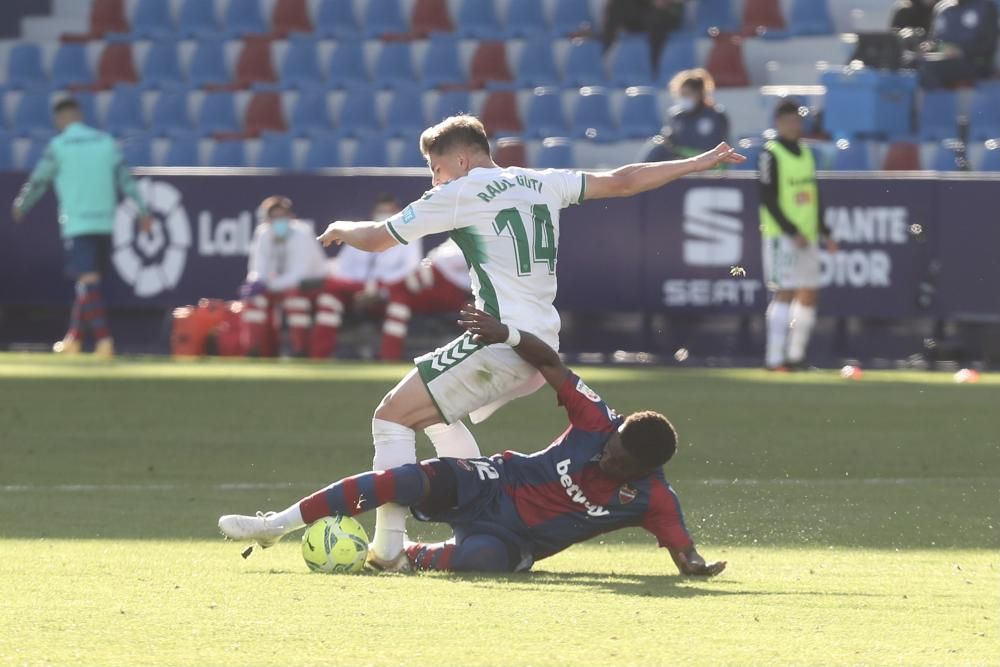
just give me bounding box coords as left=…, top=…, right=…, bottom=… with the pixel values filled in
left=582, top=142, right=746, bottom=201
left=318, top=220, right=398, bottom=252
left=458, top=306, right=570, bottom=390
left=669, top=544, right=727, bottom=577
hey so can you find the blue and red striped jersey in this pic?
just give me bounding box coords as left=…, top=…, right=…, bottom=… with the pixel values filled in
left=493, top=372, right=692, bottom=560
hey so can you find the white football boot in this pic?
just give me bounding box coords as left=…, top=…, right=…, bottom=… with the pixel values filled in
left=218, top=511, right=289, bottom=549
left=366, top=547, right=413, bottom=573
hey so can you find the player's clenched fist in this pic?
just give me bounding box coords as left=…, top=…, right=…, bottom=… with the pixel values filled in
left=694, top=142, right=747, bottom=171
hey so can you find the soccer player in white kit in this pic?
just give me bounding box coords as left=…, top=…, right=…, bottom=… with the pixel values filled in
left=315, top=115, right=744, bottom=569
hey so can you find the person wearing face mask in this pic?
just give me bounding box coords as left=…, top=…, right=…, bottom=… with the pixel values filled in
left=640, top=69, right=731, bottom=162
left=241, top=195, right=329, bottom=358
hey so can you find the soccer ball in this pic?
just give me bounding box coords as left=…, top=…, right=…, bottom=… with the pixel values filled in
left=301, top=516, right=369, bottom=574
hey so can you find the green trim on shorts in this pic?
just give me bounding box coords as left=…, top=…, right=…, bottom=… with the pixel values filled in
left=416, top=332, right=484, bottom=384
left=578, top=173, right=586, bottom=204
left=385, top=220, right=408, bottom=245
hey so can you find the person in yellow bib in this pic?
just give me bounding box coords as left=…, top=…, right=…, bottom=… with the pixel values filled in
left=758, top=100, right=838, bottom=371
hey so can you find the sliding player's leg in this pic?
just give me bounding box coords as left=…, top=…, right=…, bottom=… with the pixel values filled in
left=406, top=534, right=514, bottom=573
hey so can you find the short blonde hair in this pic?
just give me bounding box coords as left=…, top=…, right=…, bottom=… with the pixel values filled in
left=419, top=115, right=491, bottom=157
left=668, top=68, right=716, bottom=103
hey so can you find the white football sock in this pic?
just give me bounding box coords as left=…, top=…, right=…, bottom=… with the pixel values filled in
left=371, top=418, right=416, bottom=559
left=425, top=421, right=481, bottom=459
left=765, top=300, right=791, bottom=368
left=269, top=504, right=304, bottom=534
left=786, top=301, right=817, bottom=364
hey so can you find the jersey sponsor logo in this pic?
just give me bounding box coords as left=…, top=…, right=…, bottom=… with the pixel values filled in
left=555, top=459, right=610, bottom=517
left=618, top=484, right=638, bottom=505
left=401, top=205, right=416, bottom=224
left=575, top=378, right=602, bottom=403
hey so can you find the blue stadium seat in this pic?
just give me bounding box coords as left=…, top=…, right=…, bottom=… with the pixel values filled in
left=223, top=0, right=268, bottom=37
left=385, top=84, right=427, bottom=137
left=572, top=87, right=618, bottom=141
left=151, top=88, right=193, bottom=135
left=303, top=132, right=340, bottom=168
left=178, top=0, right=219, bottom=37
left=315, top=0, right=359, bottom=38
left=141, top=40, right=184, bottom=89
left=563, top=39, right=605, bottom=87
left=918, top=90, right=958, bottom=141
left=524, top=87, right=566, bottom=139
left=328, top=39, right=369, bottom=88
left=657, top=32, right=697, bottom=85
left=620, top=86, right=661, bottom=138
left=431, top=90, right=471, bottom=122
left=352, top=133, right=389, bottom=166
left=979, top=140, right=1000, bottom=170
left=364, top=0, right=408, bottom=37
left=209, top=139, right=247, bottom=166
left=505, top=0, right=548, bottom=37
left=552, top=0, right=593, bottom=36
left=105, top=85, right=146, bottom=134
left=695, top=0, right=738, bottom=34
left=373, top=42, right=416, bottom=89
left=422, top=35, right=465, bottom=88
left=930, top=139, right=964, bottom=171
left=789, top=0, right=833, bottom=36
left=968, top=84, right=1000, bottom=140
left=6, top=43, right=46, bottom=89
left=23, top=133, right=54, bottom=170
left=131, top=0, right=175, bottom=39
left=0, top=132, right=13, bottom=170
left=831, top=139, right=872, bottom=170
left=515, top=37, right=559, bottom=87
left=290, top=87, right=331, bottom=135
left=457, top=0, right=502, bottom=38
left=197, top=91, right=240, bottom=135
left=51, top=43, right=93, bottom=89
left=535, top=137, right=574, bottom=168
left=279, top=36, right=323, bottom=89
left=163, top=132, right=201, bottom=165
left=189, top=40, right=231, bottom=88
left=396, top=135, right=426, bottom=166
left=337, top=87, right=380, bottom=136
left=13, top=89, right=52, bottom=136
left=75, top=91, right=100, bottom=128
left=120, top=132, right=154, bottom=166
left=256, top=131, right=295, bottom=168
left=608, top=36, right=653, bottom=86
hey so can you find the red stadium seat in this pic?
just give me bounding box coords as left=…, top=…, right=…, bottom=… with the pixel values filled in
left=706, top=33, right=749, bottom=88
left=494, top=137, right=527, bottom=167
left=742, top=0, right=786, bottom=36
left=481, top=91, right=522, bottom=136
left=89, top=0, right=130, bottom=36
left=97, top=43, right=139, bottom=88
left=245, top=92, right=288, bottom=135
left=235, top=37, right=278, bottom=87
left=469, top=42, right=513, bottom=88
left=882, top=142, right=921, bottom=171
left=411, top=0, right=454, bottom=36
left=271, top=0, right=313, bottom=36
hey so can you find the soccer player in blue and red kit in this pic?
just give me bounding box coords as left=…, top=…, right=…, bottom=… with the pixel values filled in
left=219, top=307, right=726, bottom=577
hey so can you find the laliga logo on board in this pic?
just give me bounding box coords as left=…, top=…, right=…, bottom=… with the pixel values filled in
left=113, top=178, right=190, bottom=297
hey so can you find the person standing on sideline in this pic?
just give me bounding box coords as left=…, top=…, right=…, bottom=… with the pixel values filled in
left=11, top=96, right=152, bottom=357
left=758, top=100, right=837, bottom=371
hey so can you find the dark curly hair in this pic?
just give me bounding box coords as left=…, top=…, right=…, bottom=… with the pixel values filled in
left=619, top=411, right=678, bottom=469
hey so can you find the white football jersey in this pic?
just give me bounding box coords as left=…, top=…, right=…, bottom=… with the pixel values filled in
left=385, top=166, right=585, bottom=348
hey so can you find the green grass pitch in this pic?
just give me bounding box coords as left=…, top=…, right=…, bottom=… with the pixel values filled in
left=0, top=355, right=997, bottom=667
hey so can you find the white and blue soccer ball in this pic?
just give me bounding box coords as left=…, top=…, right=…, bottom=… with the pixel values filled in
left=301, top=516, right=369, bottom=574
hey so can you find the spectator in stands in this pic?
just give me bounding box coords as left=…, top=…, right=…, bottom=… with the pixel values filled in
left=640, top=69, right=730, bottom=161
left=919, top=0, right=998, bottom=87
left=892, top=0, right=939, bottom=33
left=10, top=96, right=152, bottom=358
left=602, top=0, right=686, bottom=64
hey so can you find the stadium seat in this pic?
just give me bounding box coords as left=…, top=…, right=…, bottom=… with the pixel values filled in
left=197, top=91, right=241, bottom=135
left=13, top=89, right=54, bottom=136
left=178, top=0, right=220, bottom=37
left=457, top=0, right=502, bottom=39
left=608, top=36, right=653, bottom=87
left=515, top=37, right=559, bottom=87
left=303, top=132, right=341, bottom=168
left=563, top=39, right=606, bottom=87
left=352, top=133, right=389, bottom=166
left=741, top=0, right=787, bottom=37
left=494, top=136, right=526, bottom=167
left=224, top=0, right=268, bottom=37
left=373, top=42, right=416, bottom=89
left=51, top=42, right=94, bottom=89
left=411, top=0, right=454, bottom=36
left=328, top=39, right=369, bottom=88
left=290, top=87, right=331, bottom=135
left=0, top=132, right=15, bottom=170
left=97, top=43, right=139, bottom=88
left=469, top=42, right=513, bottom=88
left=656, top=32, right=697, bottom=85
left=830, top=138, right=872, bottom=170
left=505, top=0, right=548, bottom=37
left=396, top=135, right=426, bottom=167
left=552, top=0, right=593, bottom=36
left=422, top=35, right=465, bottom=88
left=620, top=86, right=662, bottom=138
left=163, top=132, right=201, bottom=165
left=130, top=0, right=174, bottom=39
left=278, top=36, right=323, bottom=89
left=6, top=43, right=46, bottom=90
left=481, top=91, right=522, bottom=136
left=882, top=142, right=920, bottom=170
left=189, top=40, right=231, bottom=88
left=271, top=0, right=313, bottom=37
left=968, top=84, right=1000, bottom=140
left=245, top=91, right=287, bottom=135
left=431, top=90, right=472, bottom=122
left=256, top=131, right=295, bottom=168
left=978, top=139, right=1000, bottom=170
left=918, top=90, right=959, bottom=142
left=235, top=37, right=278, bottom=87
left=75, top=91, right=101, bottom=128
left=385, top=84, right=427, bottom=137
left=105, top=85, right=146, bottom=134
left=524, top=86, right=567, bottom=138
left=364, top=0, right=408, bottom=37
left=731, top=138, right=762, bottom=170
left=706, top=33, right=749, bottom=87
left=571, top=87, right=618, bottom=141
left=120, top=132, right=154, bottom=166
left=24, top=133, right=54, bottom=170
left=930, top=139, right=965, bottom=171
left=695, top=0, right=738, bottom=34
left=89, top=0, right=130, bottom=37
left=209, top=139, right=247, bottom=166
left=337, top=87, right=380, bottom=136
left=535, top=137, right=574, bottom=168
left=315, top=0, right=359, bottom=38
left=141, top=40, right=184, bottom=89
left=789, top=0, right=833, bottom=36
left=151, top=88, right=193, bottom=135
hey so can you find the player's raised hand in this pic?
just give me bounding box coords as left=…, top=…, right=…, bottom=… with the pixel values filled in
left=317, top=221, right=346, bottom=247
left=457, top=306, right=507, bottom=345
left=694, top=142, right=747, bottom=171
